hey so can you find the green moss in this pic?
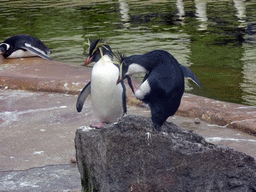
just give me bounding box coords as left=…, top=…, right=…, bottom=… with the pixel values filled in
left=81, top=161, right=100, bottom=192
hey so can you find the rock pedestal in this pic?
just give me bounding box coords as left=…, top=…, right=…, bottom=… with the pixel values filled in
left=75, top=115, right=256, bottom=192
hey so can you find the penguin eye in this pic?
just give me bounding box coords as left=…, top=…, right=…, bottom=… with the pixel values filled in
left=95, top=50, right=99, bottom=54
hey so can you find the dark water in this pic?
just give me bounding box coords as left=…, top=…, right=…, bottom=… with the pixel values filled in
left=0, top=0, right=255, bottom=106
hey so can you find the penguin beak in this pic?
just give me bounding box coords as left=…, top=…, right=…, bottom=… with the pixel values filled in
left=116, top=75, right=122, bottom=85
left=85, top=55, right=93, bottom=66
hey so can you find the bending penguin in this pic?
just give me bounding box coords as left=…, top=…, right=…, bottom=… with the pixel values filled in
left=76, top=39, right=127, bottom=128
left=116, top=50, right=201, bottom=132
left=0, top=34, right=52, bottom=60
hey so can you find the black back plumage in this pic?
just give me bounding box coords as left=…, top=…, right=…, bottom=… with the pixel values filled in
left=119, top=50, right=200, bottom=131
left=0, top=34, right=52, bottom=60
left=139, top=51, right=184, bottom=131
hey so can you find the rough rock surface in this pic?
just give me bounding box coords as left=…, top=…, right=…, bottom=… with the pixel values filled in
left=75, top=115, right=256, bottom=192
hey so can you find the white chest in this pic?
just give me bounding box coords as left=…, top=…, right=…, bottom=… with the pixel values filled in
left=8, top=49, right=38, bottom=58
left=91, top=56, right=119, bottom=93
left=90, top=56, right=124, bottom=122
left=135, top=79, right=151, bottom=100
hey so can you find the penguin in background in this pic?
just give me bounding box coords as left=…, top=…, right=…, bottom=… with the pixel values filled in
left=116, top=50, right=201, bottom=132
left=0, top=34, right=52, bottom=60
left=76, top=39, right=127, bottom=128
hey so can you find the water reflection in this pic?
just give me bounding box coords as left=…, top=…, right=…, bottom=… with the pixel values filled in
left=233, top=0, right=246, bottom=27
left=176, top=0, right=185, bottom=25
left=0, top=0, right=255, bottom=106
left=195, top=0, right=207, bottom=31
left=119, top=0, right=130, bottom=28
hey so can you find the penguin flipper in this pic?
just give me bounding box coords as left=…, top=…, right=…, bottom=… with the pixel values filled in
left=121, top=81, right=127, bottom=114
left=20, top=45, right=53, bottom=60
left=76, top=81, right=91, bottom=112
left=181, top=65, right=202, bottom=88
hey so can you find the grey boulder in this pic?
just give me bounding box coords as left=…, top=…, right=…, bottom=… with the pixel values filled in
left=75, top=115, right=256, bottom=192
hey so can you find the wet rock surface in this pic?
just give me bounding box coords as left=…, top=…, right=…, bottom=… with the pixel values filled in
left=0, top=164, right=81, bottom=192
left=75, top=115, right=256, bottom=192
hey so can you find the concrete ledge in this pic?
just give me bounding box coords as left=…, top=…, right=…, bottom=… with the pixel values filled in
left=0, top=57, right=90, bottom=94
left=178, top=94, right=256, bottom=135
left=0, top=57, right=255, bottom=135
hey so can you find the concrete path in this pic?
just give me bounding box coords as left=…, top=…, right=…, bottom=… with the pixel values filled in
left=0, top=164, right=81, bottom=192
left=1, top=89, right=256, bottom=191
left=0, top=57, right=255, bottom=191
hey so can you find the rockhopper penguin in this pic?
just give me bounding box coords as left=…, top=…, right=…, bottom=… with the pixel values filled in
left=76, top=39, right=127, bottom=128
left=116, top=50, right=201, bottom=132
left=0, top=34, right=52, bottom=60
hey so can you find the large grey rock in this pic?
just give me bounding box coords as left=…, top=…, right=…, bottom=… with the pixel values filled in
left=75, top=115, right=256, bottom=192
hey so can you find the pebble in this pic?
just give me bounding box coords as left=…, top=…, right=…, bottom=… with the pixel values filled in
left=70, top=156, right=77, bottom=164
left=194, top=118, right=201, bottom=124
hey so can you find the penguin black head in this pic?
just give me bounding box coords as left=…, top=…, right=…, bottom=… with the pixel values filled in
left=0, top=43, right=11, bottom=57
left=115, top=52, right=149, bottom=86
left=85, top=39, right=113, bottom=66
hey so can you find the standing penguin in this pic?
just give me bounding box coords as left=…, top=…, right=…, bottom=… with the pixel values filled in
left=0, top=34, right=52, bottom=60
left=76, top=39, right=126, bottom=127
left=116, top=50, right=201, bottom=132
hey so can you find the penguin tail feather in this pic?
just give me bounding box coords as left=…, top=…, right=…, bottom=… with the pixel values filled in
left=180, top=65, right=202, bottom=88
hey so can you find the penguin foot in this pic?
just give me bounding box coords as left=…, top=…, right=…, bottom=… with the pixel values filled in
left=90, top=122, right=106, bottom=128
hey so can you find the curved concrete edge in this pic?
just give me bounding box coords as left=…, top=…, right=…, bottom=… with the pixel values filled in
left=0, top=57, right=255, bottom=135
left=0, top=57, right=90, bottom=94
left=0, top=76, right=84, bottom=94
left=177, top=94, right=256, bottom=135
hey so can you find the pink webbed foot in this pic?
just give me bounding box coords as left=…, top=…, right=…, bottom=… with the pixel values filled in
left=90, top=122, right=106, bottom=128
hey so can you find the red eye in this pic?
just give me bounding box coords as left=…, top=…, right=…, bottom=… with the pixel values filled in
left=95, top=50, right=99, bottom=54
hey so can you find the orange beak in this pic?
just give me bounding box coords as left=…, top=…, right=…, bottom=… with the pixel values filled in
left=116, top=75, right=122, bottom=85
left=85, top=56, right=93, bottom=66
